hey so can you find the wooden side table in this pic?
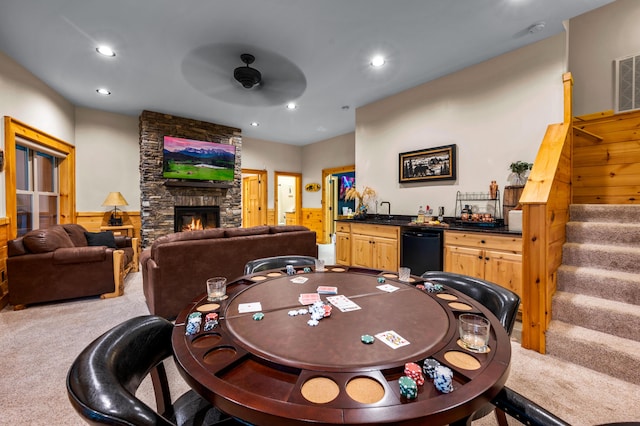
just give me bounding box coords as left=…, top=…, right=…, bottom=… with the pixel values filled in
left=100, top=224, right=134, bottom=237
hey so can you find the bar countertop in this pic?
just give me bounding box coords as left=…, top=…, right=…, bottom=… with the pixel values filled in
left=336, top=216, right=522, bottom=236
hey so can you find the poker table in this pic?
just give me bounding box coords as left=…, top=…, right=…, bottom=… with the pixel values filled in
left=172, top=266, right=511, bottom=425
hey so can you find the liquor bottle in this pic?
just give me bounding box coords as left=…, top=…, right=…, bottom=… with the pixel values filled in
left=417, top=205, right=425, bottom=224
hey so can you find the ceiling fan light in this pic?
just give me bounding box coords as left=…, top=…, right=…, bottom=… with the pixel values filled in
left=234, top=53, right=262, bottom=89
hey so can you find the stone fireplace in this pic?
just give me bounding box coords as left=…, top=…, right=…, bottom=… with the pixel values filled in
left=174, top=205, right=220, bottom=232
left=139, top=110, right=242, bottom=248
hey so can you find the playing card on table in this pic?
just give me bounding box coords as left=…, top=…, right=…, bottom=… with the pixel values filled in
left=299, top=293, right=321, bottom=305
left=238, top=302, right=262, bottom=313
left=316, top=286, right=338, bottom=294
left=326, top=295, right=361, bottom=312
left=291, top=276, right=308, bottom=284
left=375, top=330, right=410, bottom=349
left=376, top=284, right=400, bottom=293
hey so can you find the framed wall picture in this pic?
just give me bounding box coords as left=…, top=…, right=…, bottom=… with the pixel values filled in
left=399, top=144, right=457, bottom=183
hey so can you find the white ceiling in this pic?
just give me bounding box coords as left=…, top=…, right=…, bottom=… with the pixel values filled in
left=0, top=0, right=613, bottom=146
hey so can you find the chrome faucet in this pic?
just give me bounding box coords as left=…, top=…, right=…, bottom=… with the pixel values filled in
left=380, top=201, right=391, bottom=219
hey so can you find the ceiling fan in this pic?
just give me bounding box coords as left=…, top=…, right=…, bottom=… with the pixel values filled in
left=181, top=44, right=307, bottom=107
left=234, top=53, right=261, bottom=89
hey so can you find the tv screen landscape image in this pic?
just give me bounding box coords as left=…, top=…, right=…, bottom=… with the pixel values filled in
left=163, top=136, right=236, bottom=181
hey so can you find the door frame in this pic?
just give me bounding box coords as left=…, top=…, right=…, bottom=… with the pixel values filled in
left=274, top=171, right=302, bottom=225
left=241, top=168, right=268, bottom=227
left=321, top=165, right=355, bottom=244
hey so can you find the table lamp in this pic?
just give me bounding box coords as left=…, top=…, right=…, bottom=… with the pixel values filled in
left=102, top=192, right=128, bottom=226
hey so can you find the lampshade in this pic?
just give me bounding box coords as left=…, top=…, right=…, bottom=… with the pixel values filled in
left=102, top=192, right=128, bottom=207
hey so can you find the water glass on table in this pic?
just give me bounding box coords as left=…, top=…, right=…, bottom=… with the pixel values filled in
left=315, top=258, right=326, bottom=271
left=206, top=277, right=227, bottom=301
left=398, top=267, right=411, bottom=282
left=458, top=313, right=491, bottom=352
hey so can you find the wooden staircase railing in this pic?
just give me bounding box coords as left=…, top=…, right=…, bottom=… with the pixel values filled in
left=519, top=73, right=573, bottom=353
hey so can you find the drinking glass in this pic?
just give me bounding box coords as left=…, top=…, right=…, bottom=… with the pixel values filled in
left=206, top=277, right=227, bottom=301
left=458, top=314, right=490, bottom=352
left=398, top=267, right=411, bottom=282
left=315, top=258, right=326, bottom=271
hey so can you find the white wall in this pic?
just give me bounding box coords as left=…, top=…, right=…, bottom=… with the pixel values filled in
left=242, top=136, right=303, bottom=208
left=0, top=50, right=75, bottom=217
left=74, top=107, right=139, bottom=212
left=569, top=0, right=640, bottom=116
left=355, top=34, right=566, bottom=217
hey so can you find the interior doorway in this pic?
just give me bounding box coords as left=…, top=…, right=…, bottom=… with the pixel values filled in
left=274, top=171, right=301, bottom=225
left=321, top=165, right=355, bottom=243
left=241, top=169, right=267, bottom=227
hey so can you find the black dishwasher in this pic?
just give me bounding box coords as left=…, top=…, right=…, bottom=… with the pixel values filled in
left=401, top=230, right=443, bottom=276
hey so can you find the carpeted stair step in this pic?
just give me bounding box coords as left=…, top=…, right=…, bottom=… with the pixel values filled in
left=557, top=265, right=640, bottom=305
left=562, top=242, right=640, bottom=274
left=552, top=291, right=640, bottom=341
left=570, top=204, right=640, bottom=224
left=546, top=320, right=640, bottom=386
left=566, top=222, right=640, bottom=247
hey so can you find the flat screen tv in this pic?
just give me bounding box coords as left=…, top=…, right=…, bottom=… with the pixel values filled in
left=163, top=136, right=236, bottom=181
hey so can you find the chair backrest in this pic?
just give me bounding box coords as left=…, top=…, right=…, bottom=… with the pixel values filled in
left=421, top=271, right=521, bottom=335
left=66, top=315, right=176, bottom=426
left=243, top=255, right=317, bottom=274
left=492, top=386, right=571, bottom=426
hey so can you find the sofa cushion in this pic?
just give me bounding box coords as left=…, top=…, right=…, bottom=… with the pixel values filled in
left=84, top=231, right=118, bottom=249
left=270, top=225, right=310, bottom=234
left=224, top=226, right=270, bottom=238
left=155, top=228, right=225, bottom=246
left=62, top=224, right=89, bottom=247
left=23, top=225, right=74, bottom=254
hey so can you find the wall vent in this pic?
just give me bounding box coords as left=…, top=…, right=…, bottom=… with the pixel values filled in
left=615, top=54, right=640, bottom=113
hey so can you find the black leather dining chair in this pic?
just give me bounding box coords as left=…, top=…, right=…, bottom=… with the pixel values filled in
left=490, top=386, right=571, bottom=426
left=243, top=255, right=317, bottom=274
left=66, top=315, right=238, bottom=426
left=421, top=271, right=521, bottom=335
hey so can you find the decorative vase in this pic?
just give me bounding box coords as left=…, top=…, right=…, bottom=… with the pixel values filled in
left=489, top=180, right=498, bottom=199
left=353, top=204, right=368, bottom=220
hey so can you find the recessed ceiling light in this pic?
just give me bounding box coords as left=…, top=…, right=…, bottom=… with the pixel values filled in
left=286, top=102, right=297, bottom=110
left=96, top=88, right=111, bottom=95
left=370, top=55, right=385, bottom=67
left=250, top=122, right=259, bottom=127
left=96, top=46, right=116, bottom=57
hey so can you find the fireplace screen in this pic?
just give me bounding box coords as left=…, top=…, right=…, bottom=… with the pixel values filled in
left=174, top=206, right=220, bottom=232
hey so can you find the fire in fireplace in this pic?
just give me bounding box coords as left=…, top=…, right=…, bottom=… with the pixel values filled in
left=174, top=206, right=220, bottom=232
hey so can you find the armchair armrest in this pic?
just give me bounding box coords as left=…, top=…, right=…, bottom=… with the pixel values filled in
left=114, top=235, right=132, bottom=249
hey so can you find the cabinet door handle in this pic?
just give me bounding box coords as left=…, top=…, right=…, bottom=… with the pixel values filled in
left=480, top=240, right=486, bottom=244
left=478, top=255, right=483, bottom=259
left=485, top=257, right=490, bottom=261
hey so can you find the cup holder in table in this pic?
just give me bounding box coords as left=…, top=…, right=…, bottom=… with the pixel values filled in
left=192, top=333, right=222, bottom=349
left=203, top=345, right=238, bottom=365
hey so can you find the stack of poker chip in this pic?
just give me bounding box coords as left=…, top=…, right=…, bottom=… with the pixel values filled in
left=433, top=365, right=454, bottom=393
left=422, top=358, right=441, bottom=379
left=398, top=376, right=418, bottom=400
left=286, top=265, right=296, bottom=275
left=404, top=362, right=424, bottom=386
left=204, top=312, right=219, bottom=331
left=185, top=312, right=202, bottom=335
left=424, top=282, right=444, bottom=293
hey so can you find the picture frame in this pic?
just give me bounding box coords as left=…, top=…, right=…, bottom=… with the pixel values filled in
left=399, top=144, right=457, bottom=183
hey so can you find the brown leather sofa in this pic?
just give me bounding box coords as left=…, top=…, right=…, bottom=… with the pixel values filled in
left=7, top=224, right=139, bottom=310
left=140, top=225, right=317, bottom=319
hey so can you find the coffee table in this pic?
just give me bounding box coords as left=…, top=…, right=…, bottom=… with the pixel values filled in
left=172, top=266, right=511, bottom=425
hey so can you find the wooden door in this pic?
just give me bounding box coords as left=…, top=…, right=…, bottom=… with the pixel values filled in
left=335, top=232, right=351, bottom=265
left=351, top=234, right=373, bottom=268
left=444, top=246, right=484, bottom=279
left=373, top=236, right=398, bottom=271
left=243, top=175, right=262, bottom=227
left=484, top=250, right=523, bottom=297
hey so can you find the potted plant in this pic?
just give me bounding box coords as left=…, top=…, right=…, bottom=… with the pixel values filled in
left=345, top=186, right=377, bottom=220
left=509, top=161, right=533, bottom=186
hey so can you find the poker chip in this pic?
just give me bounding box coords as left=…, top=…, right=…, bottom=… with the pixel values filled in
left=422, top=358, right=441, bottom=379
left=416, top=284, right=425, bottom=290
left=377, top=277, right=386, bottom=283
left=307, top=319, right=319, bottom=326
left=398, top=376, right=418, bottom=399
left=252, top=312, right=265, bottom=321
left=303, top=267, right=312, bottom=273
left=361, top=334, right=374, bottom=344
left=404, top=362, right=424, bottom=386
left=433, top=366, right=454, bottom=394
left=288, top=310, right=299, bottom=316
left=297, top=308, right=308, bottom=315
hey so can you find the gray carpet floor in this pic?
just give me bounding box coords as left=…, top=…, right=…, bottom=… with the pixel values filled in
left=1, top=272, right=638, bottom=425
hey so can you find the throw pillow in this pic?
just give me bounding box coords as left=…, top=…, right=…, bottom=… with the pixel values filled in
left=84, top=231, right=118, bottom=249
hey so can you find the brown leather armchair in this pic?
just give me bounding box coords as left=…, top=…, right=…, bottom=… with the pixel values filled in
left=7, top=224, right=139, bottom=310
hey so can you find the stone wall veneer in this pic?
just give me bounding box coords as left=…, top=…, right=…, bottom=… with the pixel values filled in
left=139, top=110, right=242, bottom=247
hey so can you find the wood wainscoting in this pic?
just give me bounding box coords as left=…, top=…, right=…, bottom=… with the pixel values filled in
left=0, top=218, right=9, bottom=310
